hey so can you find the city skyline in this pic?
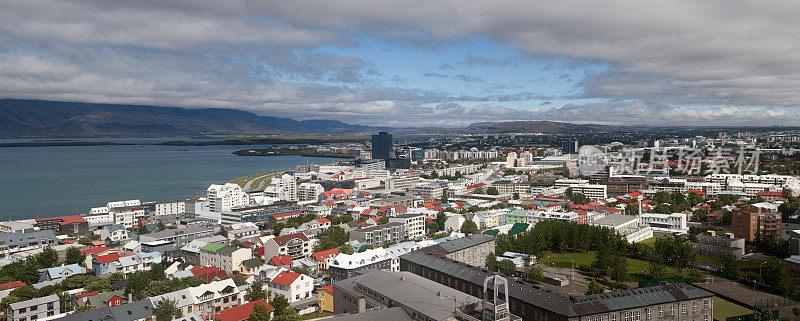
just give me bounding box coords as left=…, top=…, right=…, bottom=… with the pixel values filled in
left=2, top=1, right=800, bottom=127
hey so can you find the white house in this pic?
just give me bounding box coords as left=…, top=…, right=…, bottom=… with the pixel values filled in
left=640, top=213, right=688, bottom=235
left=207, top=184, right=250, bottom=213
left=100, top=224, right=129, bottom=242
left=266, top=270, right=314, bottom=303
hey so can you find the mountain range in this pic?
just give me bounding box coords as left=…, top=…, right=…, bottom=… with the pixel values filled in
left=0, top=98, right=633, bottom=137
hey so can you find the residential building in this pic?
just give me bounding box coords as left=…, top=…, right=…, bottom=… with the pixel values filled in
left=328, top=248, right=392, bottom=282
left=302, top=204, right=331, bottom=217
left=389, top=213, right=425, bottom=239
left=318, top=285, right=334, bottom=314
left=34, top=215, right=88, bottom=237
left=239, top=258, right=263, bottom=276
left=607, top=175, right=648, bottom=196
left=38, top=264, right=86, bottom=283
left=266, top=270, right=314, bottom=303
left=411, top=182, right=447, bottom=199
left=731, top=202, right=782, bottom=242
left=107, top=200, right=146, bottom=229
left=0, top=230, right=57, bottom=256
left=691, top=231, right=746, bottom=260
left=419, top=234, right=495, bottom=268
left=139, top=226, right=214, bottom=250
left=149, top=279, right=242, bottom=320
left=262, top=232, right=313, bottom=260
left=213, top=299, right=273, bottom=321
left=207, top=184, right=250, bottom=213
left=221, top=202, right=300, bottom=226
left=199, top=244, right=253, bottom=274
left=100, top=224, right=129, bottom=242
left=349, top=222, right=407, bottom=246
left=311, top=248, right=340, bottom=270
left=7, top=294, right=59, bottom=321
left=264, top=173, right=298, bottom=202
left=298, top=183, right=325, bottom=202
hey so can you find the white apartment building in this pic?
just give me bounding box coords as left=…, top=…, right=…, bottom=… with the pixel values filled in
left=591, top=215, right=654, bottom=243
left=389, top=214, right=426, bottom=239
left=107, top=200, right=146, bottom=229
left=84, top=207, right=115, bottom=226
left=207, top=183, right=250, bottom=213
left=149, top=279, right=242, bottom=320
left=568, top=184, right=608, bottom=201
left=155, top=201, right=186, bottom=216
left=640, top=213, right=688, bottom=234
left=411, top=182, right=446, bottom=199
left=264, top=173, right=298, bottom=201
left=297, top=183, right=325, bottom=202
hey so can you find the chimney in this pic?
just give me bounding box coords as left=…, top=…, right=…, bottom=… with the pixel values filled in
left=706, top=231, right=714, bottom=236
left=357, top=297, right=367, bottom=313
left=725, top=233, right=734, bottom=239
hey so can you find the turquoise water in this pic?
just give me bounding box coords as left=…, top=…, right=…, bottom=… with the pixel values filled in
left=0, top=140, right=339, bottom=220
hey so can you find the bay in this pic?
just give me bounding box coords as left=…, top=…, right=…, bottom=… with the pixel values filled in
left=0, top=139, right=339, bottom=220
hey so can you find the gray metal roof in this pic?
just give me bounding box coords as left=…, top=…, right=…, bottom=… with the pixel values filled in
left=326, top=307, right=413, bottom=321
left=334, top=270, right=478, bottom=321
left=421, top=234, right=494, bottom=256
left=9, top=294, right=59, bottom=310
left=110, top=299, right=154, bottom=321
left=591, top=214, right=638, bottom=227
left=572, top=283, right=713, bottom=315
left=52, top=306, right=114, bottom=321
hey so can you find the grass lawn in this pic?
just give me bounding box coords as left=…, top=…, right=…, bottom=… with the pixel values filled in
left=300, top=311, right=332, bottom=320
left=713, top=296, right=753, bottom=320
left=638, top=236, right=665, bottom=247
left=539, top=251, right=666, bottom=282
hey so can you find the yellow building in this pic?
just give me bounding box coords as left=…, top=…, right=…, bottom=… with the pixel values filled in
left=318, top=285, right=334, bottom=313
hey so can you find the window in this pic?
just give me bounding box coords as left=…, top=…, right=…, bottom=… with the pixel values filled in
left=647, top=308, right=651, bottom=319
left=30, top=306, right=38, bottom=311
left=704, top=316, right=709, bottom=321
left=47, top=303, right=54, bottom=310
left=636, top=310, right=641, bottom=321
left=47, top=312, right=54, bottom=317
left=693, top=302, right=697, bottom=313
left=659, top=307, right=664, bottom=318
left=671, top=306, right=675, bottom=316
left=611, top=315, right=617, bottom=321
left=703, top=300, right=709, bottom=311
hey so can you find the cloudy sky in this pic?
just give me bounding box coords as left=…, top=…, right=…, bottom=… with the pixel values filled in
left=2, top=0, right=800, bottom=127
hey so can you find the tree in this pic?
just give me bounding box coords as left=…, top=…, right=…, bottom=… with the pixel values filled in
left=339, top=244, right=355, bottom=255
left=154, top=298, right=181, bottom=321
left=74, top=305, right=98, bottom=313
left=65, top=247, right=84, bottom=266
left=586, top=280, right=603, bottom=295
left=315, top=226, right=349, bottom=252
left=460, top=219, right=479, bottom=234
left=487, top=187, right=499, bottom=195
left=720, top=253, right=740, bottom=279
left=436, top=212, right=448, bottom=231
left=248, top=302, right=272, bottom=321
left=762, top=257, right=796, bottom=294
left=269, top=295, right=290, bottom=315
left=378, top=216, right=389, bottom=225
left=138, top=225, right=150, bottom=235
left=245, top=281, right=268, bottom=302
left=485, top=253, right=498, bottom=272
left=513, top=192, right=520, bottom=200
left=216, top=228, right=229, bottom=238
left=127, top=271, right=150, bottom=300
left=273, top=309, right=300, bottom=321
left=792, top=307, right=799, bottom=321
left=609, top=255, right=629, bottom=282
left=497, top=259, right=516, bottom=276
left=232, top=274, right=247, bottom=286
left=647, top=261, right=667, bottom=280
left=150, top=263, right=166, bottom=281
left=37, top=247, right=59, bottom=269
left=524, top=266, right=544, bottom=283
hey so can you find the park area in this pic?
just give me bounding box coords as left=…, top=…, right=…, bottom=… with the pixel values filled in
left=539, top=251, right=673, bottom=282
left=713, top=297, right=754, bottom=320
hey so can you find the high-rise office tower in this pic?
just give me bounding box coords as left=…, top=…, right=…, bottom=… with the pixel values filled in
left=371, top=132, right=392, bottom=160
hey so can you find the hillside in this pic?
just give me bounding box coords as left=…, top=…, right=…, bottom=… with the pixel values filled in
left=0, top=99, right=360, bottom=137
left=463, top=121, right=633, bottom=133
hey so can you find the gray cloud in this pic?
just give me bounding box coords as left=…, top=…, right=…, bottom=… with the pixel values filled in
left=2, top=0, right=800, bottom=127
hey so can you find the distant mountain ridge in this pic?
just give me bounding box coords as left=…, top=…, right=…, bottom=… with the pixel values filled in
left=0, top=99, right=635, bottom=137
left=463, top=121, right=632, bottom=133
left=0, top=99, right=361, bottom=137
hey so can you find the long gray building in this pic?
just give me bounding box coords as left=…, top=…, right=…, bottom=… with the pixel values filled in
left=420, top=234, right=495, bottom=268
left=400, top=250, right=714, bottom=321
left=138, top=226, right=213, bottom=250
left=349, top=222, right=407, bottom=246
left=0, top=230, right=57, bottom=256
left=690, top=231, right=746, bottom=259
